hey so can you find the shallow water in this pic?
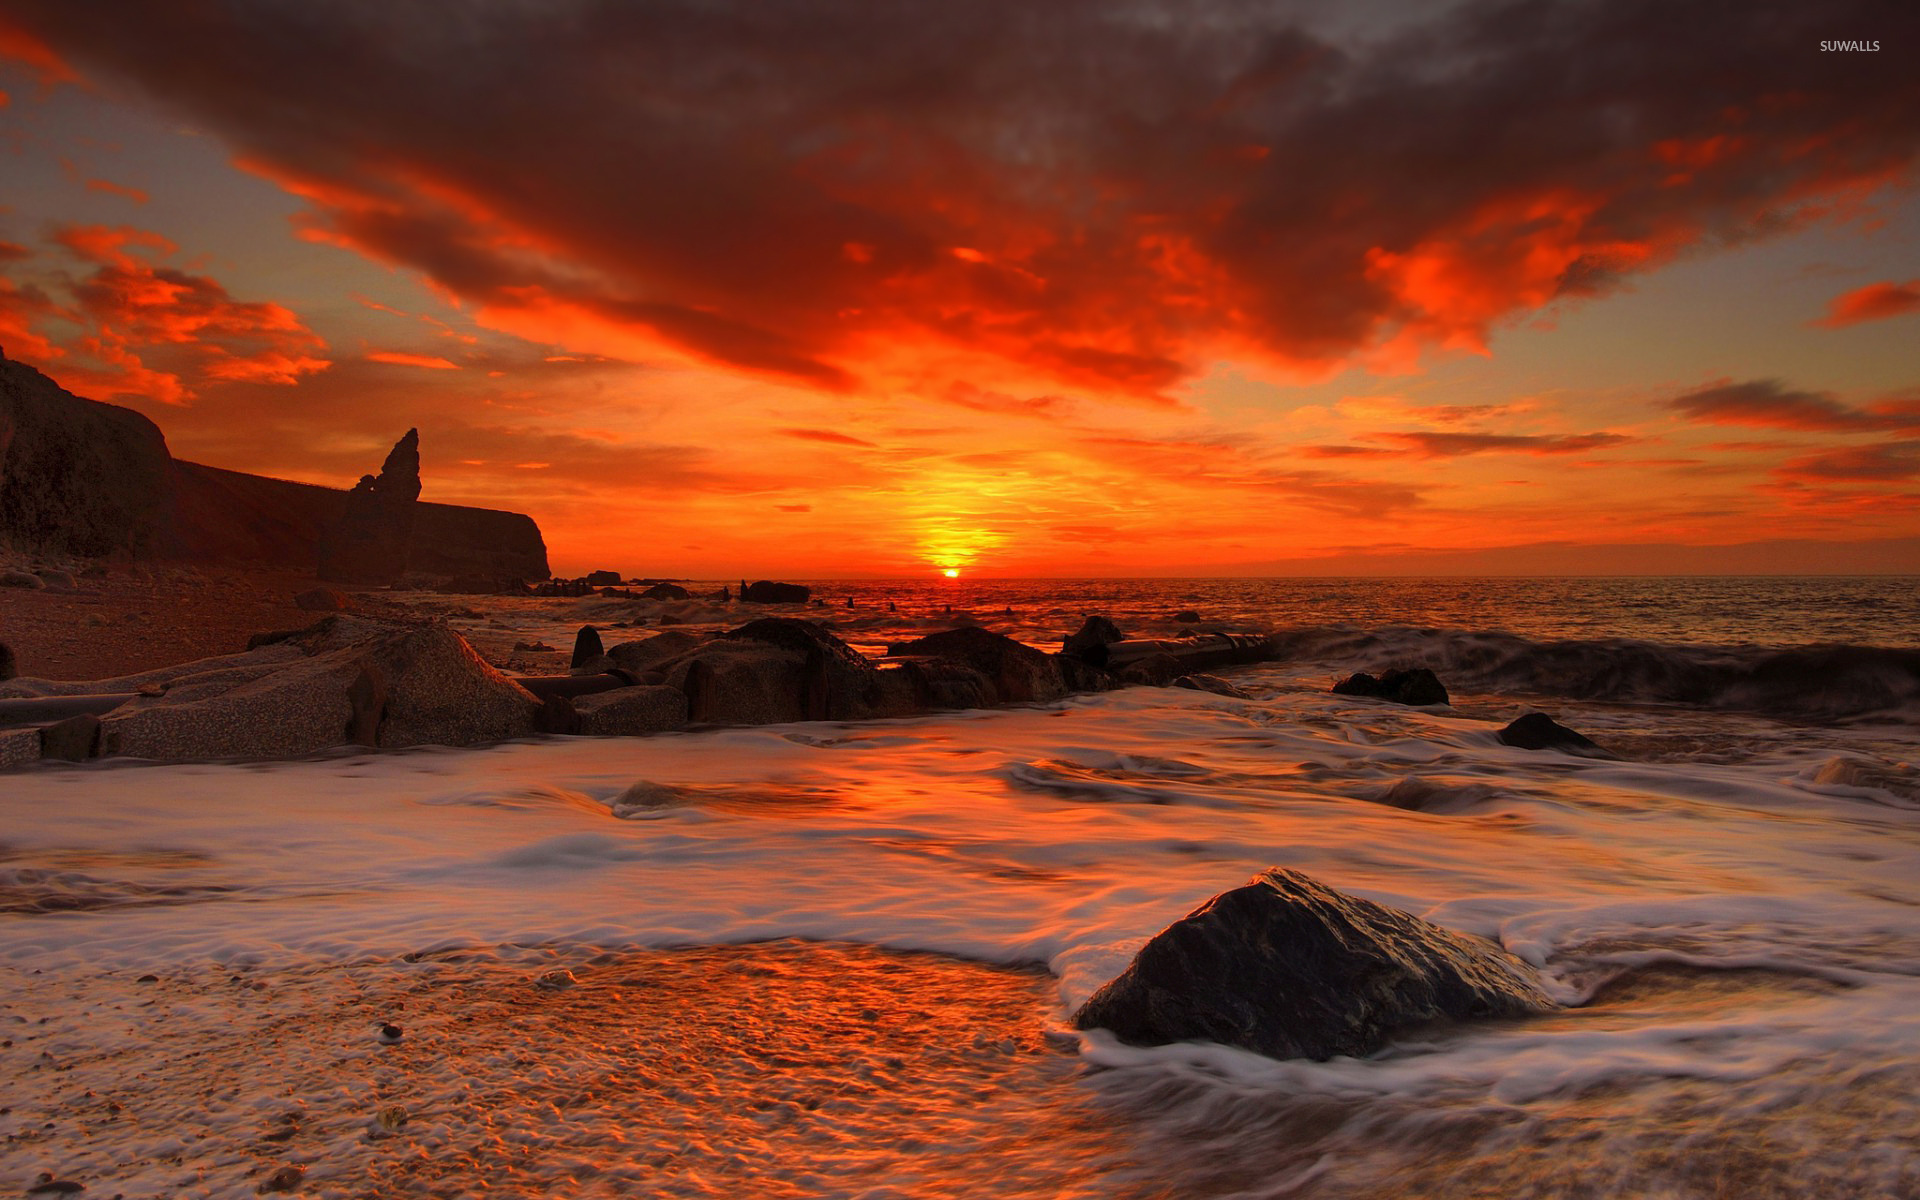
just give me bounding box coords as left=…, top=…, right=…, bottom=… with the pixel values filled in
left=3, top=578, right=1918, bottom=1197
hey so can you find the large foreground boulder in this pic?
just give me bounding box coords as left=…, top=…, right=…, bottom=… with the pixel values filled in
left=656, top=618, right=904, bottom=725
left=572, top=685, right=688, bottom=736
left=1074, top=868, right=1554, bottom=1061
left=1062, top=616, right=1126, bottom=665
left=0, top=617, right=542, bottom=763
left=886, top=627, right=1069, bottom=705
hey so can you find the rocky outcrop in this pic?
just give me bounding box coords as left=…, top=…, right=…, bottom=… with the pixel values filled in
left=1074, top=868, right=1554, bottom=1061
left=1497, top=712, right=1612, bottom=756
left=1332, top=667, right=1450, bottom=707
left=741, top=580, right=811, bottom=604
left=1, top=354, right=172, bottom=557
left=317, top=430, right=422, bottom=584
left=642, top=582, right=691, bottom=601
left=0, top=358, right=548, bottom=579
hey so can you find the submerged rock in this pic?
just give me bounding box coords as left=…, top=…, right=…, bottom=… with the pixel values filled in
left=1073, top=868, right=1553, bottom=1061
left=1332, top=667, right=1450, bottom=707
left=1172, top=673, right=1251, bottom=699
left=1497, top=711, right=1613, bottom=757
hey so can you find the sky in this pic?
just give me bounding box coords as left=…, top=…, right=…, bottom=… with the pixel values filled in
left=1, top=0, right=1917, bottom=579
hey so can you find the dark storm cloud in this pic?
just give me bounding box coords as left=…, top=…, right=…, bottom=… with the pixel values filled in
left=4, top=0, right=1915, bottom=392
left=1663, top=379, right=1920, bottom=432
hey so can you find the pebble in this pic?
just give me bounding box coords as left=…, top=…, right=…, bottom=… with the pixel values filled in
left=26, top=1178, right=83, bottom=1196
left=533, top=969, right=577, bottom=992
left=258, top=1164, right=305, bottom=1193
left=377, top=1023, right=404, bottom=1044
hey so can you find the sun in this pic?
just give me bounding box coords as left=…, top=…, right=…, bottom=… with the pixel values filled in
left=942, top=568, right=961, bottom=578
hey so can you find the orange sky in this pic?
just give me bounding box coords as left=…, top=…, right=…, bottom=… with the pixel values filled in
left=2, top=2, right=1918, bottom=577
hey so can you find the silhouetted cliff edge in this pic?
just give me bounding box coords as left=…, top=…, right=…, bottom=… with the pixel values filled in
left=0, top=352, right=548, bottom=582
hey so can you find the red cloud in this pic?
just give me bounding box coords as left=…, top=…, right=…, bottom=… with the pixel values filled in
left=4, top=0, right=1914, bottom=397
left=366, top=351, right=459, bottom=370
left=1813, top=279, right=1920, bottom=329
left=780, top=428, right=876, bottom=448
left=0, top=226, right=330, bottom=403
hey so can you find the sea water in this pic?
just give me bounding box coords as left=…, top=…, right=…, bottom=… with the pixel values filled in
left=2, top=577, right=1916, bottom=1197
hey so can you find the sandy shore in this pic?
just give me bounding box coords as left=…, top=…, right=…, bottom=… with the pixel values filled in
left=0, top=563, right=330, bottom=682
left=0, top=942, right=1117, bottom=1200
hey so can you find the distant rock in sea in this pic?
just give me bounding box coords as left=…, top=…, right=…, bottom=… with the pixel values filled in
left=1074, top=868, right=1554, bottom=1061
left=742, top=580, right=812, bottom=604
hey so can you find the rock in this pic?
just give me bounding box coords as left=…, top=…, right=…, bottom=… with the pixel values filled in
left=0, top=640, right=14, bottom=681
left=38, top=713, right=101, bottom=762
left=294, top=586, right=352, bottom=612
left=1332, top=667, right=1450, bottom=706
left=0, top=726, right=39, bottom=770
left=571, top=625, right=605, bottom=671
left=1173, top=673, right=1251, bottom=698
left=1, top=569, right=45, bottom=589
left=26, top=1178, right=85, bottom=1196
left=377, top=1023, right=404, bottom=1044
left=1061, top=615, right=1126, bottom=665
left=317, top=429, right=422, bottom=585
left=572, top=685, right=688, bottom=736
left=37, top=568, right=75, bottom=589
left=259, top=1164, right=306, bottom=1193
left=437, top=574, right=529, bottom=595
left=1117, top=653, right=1182, bottom=687
left=1073, top=868, right=1554, bottom=1061
left=658, top=618, right=897, bottom=725
left=1496, top=712, right=1613, bottom=757
left=606, top=631, right=703, bottom=673
left=2, top=357, right=173, bottom=557
left=1173, top=609, right=1201, bottom=623
left=98, top=618, right=539, bottom=760
left=886, top=627, right=1068, bottom=704
left=585, top=570, right=622, bottom=586
left=741, top=580, right=812, bottom=604
left=641, top=582, right=691, bottom=600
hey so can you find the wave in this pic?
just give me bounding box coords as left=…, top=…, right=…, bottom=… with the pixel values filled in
left=1267, top=625, right=1920, bottom=719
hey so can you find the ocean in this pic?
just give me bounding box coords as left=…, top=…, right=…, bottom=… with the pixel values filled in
left=2, top=576, right=1916, bottom=1197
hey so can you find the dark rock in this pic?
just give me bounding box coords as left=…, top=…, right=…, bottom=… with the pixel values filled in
left=1073, top=868, right=1554, bottom=1061
left=1496, top=712, right=1613, bottom=757
left=2, top=357, right=172, bottom=557
left=37, top=568, right=74, bottom=589
left=571, top=625, right=605, bottom=670
left=1, top=569, right=45, bottom=589
left=260, top=1164, right=307, bottom=1193
left=886, top=627, right=1067, bottom=704
left=742, top=580, right=811, bottom=604
left=0, top=640, right=14, bottom=681
left=642, top=582, right=692, bottom=601
left=585, top=570, right=622, bottom=586
left=38, top=714, right=101, bottom=762
left=1117, top=653, right=1183, bottom=687
left=573, top=685, right=688, bottom=735
left=606, top=631, right=703, bottom=673
left=1173, top=609, right=1202, bottom=623
left=317, top=430, right=422, bottom=585
left=1057, top=655, right=1119, bottom=694
left=295, top=586, right=352, bottom=612
left=26, top=1179, right=85, bottom=1196
left=1061, top=616, right=1126, bottom=665
left=1173, top=674, right=1252, bottom=699
left=1332, top=667, right=1450, bottom=706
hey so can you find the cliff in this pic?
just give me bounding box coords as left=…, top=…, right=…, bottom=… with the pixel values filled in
left=1, top=353, right=549, bottom=581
